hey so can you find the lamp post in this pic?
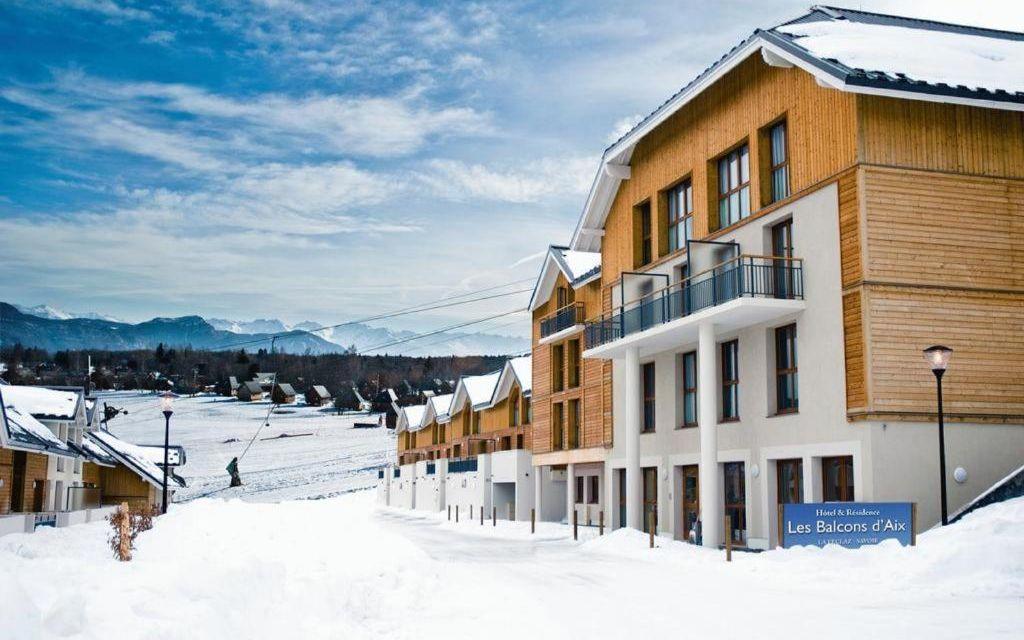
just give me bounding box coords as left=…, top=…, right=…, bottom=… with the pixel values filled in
left=923, top=345, right=953, bottom=526
left=159, top=391, right=176, bottom=515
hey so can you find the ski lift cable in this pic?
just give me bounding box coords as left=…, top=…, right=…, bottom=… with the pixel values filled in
left=237, top=402, right=279, bottom=462
left=356, top=308, right=528, bottom=354
left=213, top=284, right=533, bottom=351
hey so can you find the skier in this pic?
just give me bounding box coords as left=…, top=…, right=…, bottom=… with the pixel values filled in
left=226, top=457, right=243, bottom=487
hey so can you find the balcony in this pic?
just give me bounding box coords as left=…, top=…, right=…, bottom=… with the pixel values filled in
left=584, top=255, right=805, bottom=359
left=539, top=302, right=585, bottom=342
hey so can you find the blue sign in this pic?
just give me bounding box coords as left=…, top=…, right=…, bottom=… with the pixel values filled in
left=781, top=502, right=914, bottom=549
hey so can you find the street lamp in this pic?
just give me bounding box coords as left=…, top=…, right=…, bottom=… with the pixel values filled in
left=159, top=391, right=177, bottom=515
left=923, top=345, right=952, bottom=525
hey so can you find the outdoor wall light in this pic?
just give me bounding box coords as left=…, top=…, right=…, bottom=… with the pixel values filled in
left=751, top=464, right=760, bottom=479
left=954, top=467, right=968, bottom=484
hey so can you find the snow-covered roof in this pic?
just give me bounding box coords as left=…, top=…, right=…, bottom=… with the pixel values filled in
left=1, top=385, right=80, bottom=420
left=87, top=430, right=186, bottom=489
left=449, top=371, right=502, bottom=414
left=491, top=355, right=532, bottom=404
left=528, top=245, right=602, bottom=310
left=397, top=404, right=427, bottom=434
left=80, top=436, right=117, bottom=466
left=0, top=389, right=77, bottom=457
left=570, top=6, right=1024, bottom=252
left=423, top=393, right=454, bottom=426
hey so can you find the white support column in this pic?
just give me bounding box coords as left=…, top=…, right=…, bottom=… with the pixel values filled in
left=698, top=322, right=720, bottom=548
left=566, top=462, right=576, bottom=524
left=624, top=346, right=642, bottom=529
left=534, top=465, right=543, bottom=521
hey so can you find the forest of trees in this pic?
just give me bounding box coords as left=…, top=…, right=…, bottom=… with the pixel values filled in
left=0, top=343, right=510, bottom=404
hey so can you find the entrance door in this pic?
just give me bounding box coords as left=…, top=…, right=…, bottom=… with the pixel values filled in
left=681, top=465, right=699, bottom=542
left=723, top=462, right=746, bottom=546
left=776, top=459, right=803, bottom=505
left=11, top=451, right=26, bottom=512
left=617, top=469, right=626, bottom=529
left=32, top=480, right=45, bottom=512
left=642, top=467, right=658, bottom=533
left=822, top=456, right=854, bottom=502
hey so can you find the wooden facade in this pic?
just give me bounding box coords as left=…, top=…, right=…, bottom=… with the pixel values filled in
left=0, top=448, right=50, bottom=515
left=568, top=51, right=1023, bottom=425
left=530, top=271, right=609, bottom=458
left=98, top=464, right=158, bottom=510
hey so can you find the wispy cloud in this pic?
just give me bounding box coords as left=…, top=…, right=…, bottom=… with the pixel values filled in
left=416, top=156, right=596, bottom=204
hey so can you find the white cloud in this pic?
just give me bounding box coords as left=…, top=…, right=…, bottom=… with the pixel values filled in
left=142, top=30, right=176, bottom=45
left=607, top=114, right=644, bottom=144
left=417, top=155, right=597, bottom=204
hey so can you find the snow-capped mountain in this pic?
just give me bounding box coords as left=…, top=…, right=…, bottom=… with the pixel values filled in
left=14, top=303, right=121, bottom=323
left=206, top=318, right=291, bottom=334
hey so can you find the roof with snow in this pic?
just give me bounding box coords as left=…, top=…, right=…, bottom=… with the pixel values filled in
left=423, top=393, right=454, bottom=426
left=396, top=404, right=427, bottom=434
left=307, top=385, right=331, bottom=399
left=87, top=430, right=186, bottom=489
left=0, top=387, right=77, bottom=457
left=80, top=436, right=117, bottom=466
left=492, top=355, right=532, bottom=405
left=0, top=385, right=81, bottom=421
left=528, top=245, right=602, bottom=310
left=571, top=5, right=1024, bottom=251
left=449, top=370, right=502, bottom=414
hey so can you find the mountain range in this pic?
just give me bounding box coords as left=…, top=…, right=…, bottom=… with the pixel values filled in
left=1, top=303, right=528, bottom=357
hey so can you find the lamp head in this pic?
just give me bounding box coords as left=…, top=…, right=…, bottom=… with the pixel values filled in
left=160, top=391, right=178, bottom=414
left=923, top=345, right=953, bottom=372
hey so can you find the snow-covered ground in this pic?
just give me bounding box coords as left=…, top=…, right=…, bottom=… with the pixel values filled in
left=96, top=391, right=393, bottom=502
left=1, top=493, right=1022, bottom=639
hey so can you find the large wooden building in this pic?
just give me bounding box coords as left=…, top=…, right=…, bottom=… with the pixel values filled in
left=529, top=6, right=1024, bottom=546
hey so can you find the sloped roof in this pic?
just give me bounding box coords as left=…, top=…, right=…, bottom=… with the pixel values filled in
left=80, top=437, right=117, bottom=466
left=397, top=404, right=427, bottom=434
left=308, top=385, right=331, bottom=399
left=240, top=381, right=263, bottom=394
left=1, top=385, right=80, bottom=420
left=571, top=5, right=1024, bottom=251
left=274, top=383, right=296, bottom=396
left=87, top=430, right=186, bottom=489
left=449, top=370, right=502, bottom=414
left=491, top=354, right=532, bottom=404
left=528, top=245, right=602, bottom=310
left=0, top=388, right=77, bottom=457
left=425, top=393, right=454, bottom=425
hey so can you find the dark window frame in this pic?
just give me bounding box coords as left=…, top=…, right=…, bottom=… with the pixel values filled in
left=641, top=361, right=656, bottom=433
left=721, top=340, right=739, bottom=421
left=587, top=475, right=600, bottom=504
left=769, top=120, right=790, bottom=203
left=681, top=350, right=698, bottom=428
left=666, top=178, right=694, bottom=254
left=822, top=456, right=855, bottom=502
left=567, top=338, right=581, bottom=388
left=774, top=323, right=799, bottom=414
left=717, top=142, right=751, bottom=230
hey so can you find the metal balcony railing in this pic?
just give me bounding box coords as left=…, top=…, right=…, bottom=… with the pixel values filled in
left=540, top=302, right=585, bottom=339
left=448, top=458, right=479, bottom=474
left=584, top=255, right=804, bottom=350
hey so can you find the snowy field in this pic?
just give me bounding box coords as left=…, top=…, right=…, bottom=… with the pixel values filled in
left=96, top=391, right=393, bottom=502
left=1, top=492, right=1022, bottom=639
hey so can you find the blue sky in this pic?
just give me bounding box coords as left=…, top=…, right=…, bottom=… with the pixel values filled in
left=1, top=0, right=1017, bottom=336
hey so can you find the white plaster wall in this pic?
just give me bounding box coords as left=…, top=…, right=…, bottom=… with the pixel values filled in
left=375, top=469, right=392, bottom=506
left=444, top=454, right=491, bottom=519
left=392, top=463, right=417, bottom=510
left=414, top=460, right=447, bottom=512
left=0, top=514, right=33, bottom=537
left=490, top=450, right=535, bottom=521
left=535, top=465, right=567, bottom=523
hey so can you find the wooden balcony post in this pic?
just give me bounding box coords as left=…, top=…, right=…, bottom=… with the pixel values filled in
left=531, top=508, right=536, bottom=534
left=725, top=515, right=733, bottom=562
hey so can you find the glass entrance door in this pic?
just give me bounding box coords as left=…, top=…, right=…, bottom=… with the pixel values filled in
left=642, top=467, right=658, bottom=533
left=776, top=459, right=803, bottom=505
left=681, top=465, right=699, bottom=542
left=723, top=462, right=746, bottom=546
left=823, top=456, right=855, bottom=502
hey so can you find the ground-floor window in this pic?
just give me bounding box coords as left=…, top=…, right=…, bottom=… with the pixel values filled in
left=617, top=469, right=626, bottom=529
left=822, top=456, right=854, bottom=502
left=642, top=467, right=658, bottom=533
left=587, top=475, right=599, bottom=504
left=575, top=475, right=584, bottom=504
left=723, top=462, right=746, bottom=545
left=681, top=464, right=699, bottom=541
left=776, top=458, right=803, bottom=505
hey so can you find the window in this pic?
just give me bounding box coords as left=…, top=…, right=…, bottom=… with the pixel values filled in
left=556, top=285, right=574, bottom=308
left=769, top=121, right=789, bottom=203
left=523, top=397, right=532, bottom=424
left=641, top=362, right=656, bottom=432
left=567, top=339, right=581, bottom=388
left=717, top=144, right=750, bottom=229
left=667, top=179, right=693, bottom=253
left=568, top=399, right=580, bottom=448
left=552, top=402, right=564, bottom=450
left=552, top=343, right=565, bottom=392
left=681, top=351, right=697, bottom=427
left=775, top=324, right=798, bottom=413
left=823, top=456, right=855, bottom=502
left=772, top=219, right=795, bottom=298
left=462, top=408, right=471, bottom=436
left=472, top=410, right=480, bottom=435
left=575, top=475, right=584, bottom=504
left=588, top=476, right=600, bottom=504
left=724, top=462, right=746, bottom=545
left=721, top=340, right=739, bottom=421
left=635, top=201, right=653, bottom=267
left=511, top=392, right=520, bottom=426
